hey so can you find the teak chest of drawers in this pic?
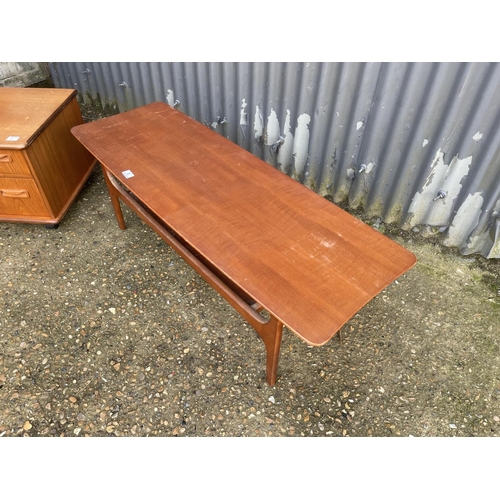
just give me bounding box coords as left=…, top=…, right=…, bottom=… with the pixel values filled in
left=0, top=87, right=96, bottom=226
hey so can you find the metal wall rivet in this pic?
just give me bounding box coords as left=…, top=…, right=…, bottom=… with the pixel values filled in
left=433, top=190, right=447, bottom=201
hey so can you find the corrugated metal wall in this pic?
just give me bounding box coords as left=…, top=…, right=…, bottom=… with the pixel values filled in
left=49, top=62, right=500, bottom=258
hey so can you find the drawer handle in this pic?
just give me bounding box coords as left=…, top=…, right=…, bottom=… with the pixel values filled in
left=0, top=154, right=12, bottom=163
left=1, top=189, right=30, bottom=198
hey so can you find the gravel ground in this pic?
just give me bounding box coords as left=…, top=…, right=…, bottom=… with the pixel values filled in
left=1, top=163, right=499, bottom=439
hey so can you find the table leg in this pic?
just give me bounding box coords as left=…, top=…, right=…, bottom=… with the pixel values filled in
left=101, top=166, right=126, bottom=230
left=255, top=315, right=284, bottom=386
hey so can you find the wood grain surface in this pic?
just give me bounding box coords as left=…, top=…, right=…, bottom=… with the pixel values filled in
left=72, top=102, right=416, bottom=346
left=0, top=88, right=76, bottom=149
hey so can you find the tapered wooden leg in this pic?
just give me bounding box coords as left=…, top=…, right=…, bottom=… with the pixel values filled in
left=101, top=166, right=126, bottom=230
left=256, top=316, right=284, bottom=386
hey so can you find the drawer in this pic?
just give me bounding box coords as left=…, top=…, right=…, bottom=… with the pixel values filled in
left=0, top=149, right=32, bottom=175
left=0, top=178, right=49, bottom=217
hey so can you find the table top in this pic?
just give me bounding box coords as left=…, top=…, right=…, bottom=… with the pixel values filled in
left=71, top=102, right=416, bottom=346
left=0, top=87, right=76, bottom=149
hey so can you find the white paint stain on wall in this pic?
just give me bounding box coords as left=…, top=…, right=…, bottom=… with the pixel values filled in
left=444, top=192, right=484, bottom=247
left=277, top=109, right=293, bottom=169
left=254, top=106, right=263, bottom=140
left=240, top=99, right=248, bottom=126
left=493, top=199, right=500, bottom=218
left=292, top=113, right=311, bottom=176
left=466, top=199, right=500, bottom=257
left=265, top=108, right=280, bottom=146
left=166, top=89, right=175, bottom=107
left=467, top=231, right=491, bottom=257
left=407, top=149, right=473, bottom=227
left=422, top=139, right=429, bottom=148
left=356, top=121, right=364, bottom=131
left=365, top=162, right=376, bottom=174
left=487, top=200, right=500, bottom=258
left=473, top=131, right=483, bottom=142
left=487, top=221, right=500, bottom=258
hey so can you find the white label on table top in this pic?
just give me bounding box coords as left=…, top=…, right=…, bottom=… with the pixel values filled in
left=6, top=136, right=20, bottom=141
left=122, top=170, right=135, bottom=179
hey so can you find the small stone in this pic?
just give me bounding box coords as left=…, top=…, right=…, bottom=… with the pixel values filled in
left=113, top=363, right=121, bottom=371
left=108, top=308, right=116, bottom=315
left=69, top=396, right=77, bottom=403
left=74, top=427, right=81, bottom=436
left=268, top=396, right=275, bottom=403
left=449, top=424, right=457, bottom=429
left=183, top=348, right=190, bottom=354
left=493, top=416, right=500, bottom=422
left=106, top=425, right=115, bottom=433
left=23, top=421, right=32, bottom=431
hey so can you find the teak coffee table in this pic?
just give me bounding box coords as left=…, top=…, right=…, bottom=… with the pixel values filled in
left=72, top=102, right=416, bottom=385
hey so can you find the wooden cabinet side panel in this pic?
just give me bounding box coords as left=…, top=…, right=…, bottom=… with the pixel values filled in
left=25, top=98, right=95, bottom=217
